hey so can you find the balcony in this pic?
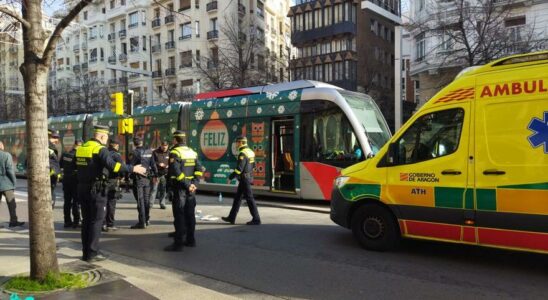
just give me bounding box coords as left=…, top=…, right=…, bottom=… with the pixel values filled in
left=108, top=55, right=117, bottom=64
left=119, top=77, right=128, bottom=84
left=165, top=41, right=175, bottom=50
left=119, top=54, right=127, bottom=61
left=73, top=65, right=81, bottom=72
left=81, top=62, right=88, bottom=69
left=152, top=18, right=161, bottom=28
left=152, top=70, right=162, bottom=78
left=73, top=44, right=80, bottom=52
left=129, top=73, right=140, bottom=79
left=119, top=29, right=127, bottom=39
left=108, top=79, right=117, bottom=85
left=89, top=35, right=97, bottom=41
left=129, top=22, right=138, bottom=29
left=108, top=33, right=116, bottom=41
left=152, top=44, right=161, bottom=53
left=291, top=21, right=356, bottom=46
left=165, top=15, right=174, bottom=24
left=207, top=30, right=218, bottom=40
left=179, top=63, right=192, bottom=69
left=206, top=1, right=218, bottom=12
left=165, top=68, right=176, bottom=76
left=179, top=34, right=191, bottom=40
left=238, top=3, right=246, bottom=16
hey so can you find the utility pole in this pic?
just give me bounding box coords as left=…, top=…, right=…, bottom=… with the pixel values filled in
left=149, top=35, right=153, bottom=106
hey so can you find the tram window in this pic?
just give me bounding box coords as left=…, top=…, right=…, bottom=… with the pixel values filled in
left=301, top=100, right=362, bottom=166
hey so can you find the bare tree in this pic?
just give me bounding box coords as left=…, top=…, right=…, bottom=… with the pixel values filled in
left=195, top=15, right=283, bottom=90
left=0, top=77, right=8, bottom=120
left=408, top=0, right=546, bottom=72
left=0, top=0, right=94, bottom=280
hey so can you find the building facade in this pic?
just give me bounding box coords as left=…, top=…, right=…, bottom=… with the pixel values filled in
left=288, top=0, right=401, bottom=128
left=49, top=0, right=292, bottom=112
left=408, top=0, right=548, bottom=106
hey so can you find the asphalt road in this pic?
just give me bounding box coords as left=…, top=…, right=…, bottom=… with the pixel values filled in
left=2, top=180, right=548, bottom=299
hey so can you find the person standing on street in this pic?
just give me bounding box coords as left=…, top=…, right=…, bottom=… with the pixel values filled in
left=48, top=130, right=61, bottom=209
left=60, top=139, right=83, bottom=228
left=129, top=136, right=153, bottom=229
left=150, top=140, right=170, bottom=210
left=76, top=125, right=146, bottom=262
left=222, top=136, right=261, bottom=225
left=102, top=137, right=123, bottom=232
left=0, top=141, right=24, bottom=228
left=164, top=130, right=203, bottom=251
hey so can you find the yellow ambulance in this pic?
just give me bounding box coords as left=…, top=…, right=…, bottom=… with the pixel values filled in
left=330, top=51, right=548, bottom=253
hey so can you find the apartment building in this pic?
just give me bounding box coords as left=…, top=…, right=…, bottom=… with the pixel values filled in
left=408, top=0, right=548, bottom=106
left=288, top=0, right=402, bottom=128
left=50, top=0, right=292, bottom=109
left=0, top=7, right=56, bottom=120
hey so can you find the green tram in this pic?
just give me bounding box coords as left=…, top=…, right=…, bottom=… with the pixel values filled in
left=0, top=81, right=391, bottom=201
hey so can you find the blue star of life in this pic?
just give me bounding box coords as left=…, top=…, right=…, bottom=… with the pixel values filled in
left=527, top=111, right=548, bottom=154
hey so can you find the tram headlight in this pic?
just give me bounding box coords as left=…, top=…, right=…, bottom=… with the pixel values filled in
left=334, top=176, right=350, bottom=188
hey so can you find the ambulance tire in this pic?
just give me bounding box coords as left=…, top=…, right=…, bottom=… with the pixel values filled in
left=351, top=204, right=400, bottom=251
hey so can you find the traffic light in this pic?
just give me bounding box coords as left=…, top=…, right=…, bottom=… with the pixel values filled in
left=126, top=90, right=134, bottom=116
left=110, top=92, right=124, bottom=116
left=118, top=117, right=134, bottom=134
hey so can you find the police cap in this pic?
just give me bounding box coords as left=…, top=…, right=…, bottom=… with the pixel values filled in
left=94, top=124, right=110, bottom=134
left=173, top=130, right=186, bottom=138
left=109, top=136, right=120, bottom=145
left=235, top=135, right=247, bottom=143
left=49, top=131, right=60, bottom=139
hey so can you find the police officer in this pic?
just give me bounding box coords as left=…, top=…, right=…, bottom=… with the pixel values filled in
left=76, top=125, right=146, bottom=262
left=60, top=139, right=83, bottom=228
left=222, top=136, right=261, bottom=225
left=129, top=136, right=153, bottom=229
left=48, top=129, right=61, bottom=209
left=164, top=130, right=203, bottom=251
left=103, top=137, right=123, bottom=232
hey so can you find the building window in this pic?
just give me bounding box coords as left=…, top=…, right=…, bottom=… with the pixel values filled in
left=142, top=35, right=147, bottom=50
left=130, top=37, right=139, bottom=52
left=84, top=11, right=88, bottom=20
left=415, top=33, right=425, bottom=61
left=195, top=21, right=200, bottom=37
left=257, top=0, right=264, bottom=18
left=129, top=12, right=138, bottom=27
left=325, top=63, right=332, bottom=82
left=180, top=22, right=192, bottom=39
left=314, top=9, right=322, bottom=28
left=180, top=51, right=192, bottom=68
left=180, top=0, right=191, bottom=10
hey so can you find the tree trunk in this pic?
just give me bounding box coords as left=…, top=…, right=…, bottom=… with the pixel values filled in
left=22, top=62, right=59, bottom=280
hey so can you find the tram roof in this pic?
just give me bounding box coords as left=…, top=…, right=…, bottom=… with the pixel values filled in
left=194, top=80, right=342, bottom=100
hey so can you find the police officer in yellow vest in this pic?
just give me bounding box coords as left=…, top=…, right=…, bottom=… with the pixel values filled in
left=76, top=125, right=146, bottom=262
left=164, top=130, right=203, bottom=252
left=222, top=136, right=261, bottom=225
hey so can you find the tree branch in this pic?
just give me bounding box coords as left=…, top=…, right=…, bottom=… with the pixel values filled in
left=42, top=0, right=93, bottom=65
left=0, top=6, right=31, bottom=29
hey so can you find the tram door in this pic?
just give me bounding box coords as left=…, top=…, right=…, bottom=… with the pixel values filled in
left=271, top=118, right=295, bottom=192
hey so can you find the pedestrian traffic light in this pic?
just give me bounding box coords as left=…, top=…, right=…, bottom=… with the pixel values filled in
left=118, top=117, right=134, bottom=134
left=110, top=92, right=124, bottom=116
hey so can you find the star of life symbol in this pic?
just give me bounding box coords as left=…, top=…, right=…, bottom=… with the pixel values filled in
left=527, top=112, right=548, bottom=154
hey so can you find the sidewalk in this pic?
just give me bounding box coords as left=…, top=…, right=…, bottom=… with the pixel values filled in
left=0, top=228, right=277, bottom=300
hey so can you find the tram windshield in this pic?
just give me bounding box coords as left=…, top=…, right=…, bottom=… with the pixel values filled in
left=340, top=91, right=391, bottom=155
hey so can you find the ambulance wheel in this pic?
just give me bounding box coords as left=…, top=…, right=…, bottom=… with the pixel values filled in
left=351, top=204, right=400, bottom=251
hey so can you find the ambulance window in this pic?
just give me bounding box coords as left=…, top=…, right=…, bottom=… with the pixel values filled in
left=395, top=108, right=464, bottom=165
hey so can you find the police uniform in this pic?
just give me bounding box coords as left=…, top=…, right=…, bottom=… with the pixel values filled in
left=60, top=140, right=82, bottom=227
left=76, top=125, right=132, bottom=261
left=48, top=130, right=61, bottom=209
left=165, top=130, right=203, bottom=251
left=223, top=136, right=261, bottom=225
left=104, top=137, right=123, bottom=230
left=129, top=137, right=153, bottom=228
